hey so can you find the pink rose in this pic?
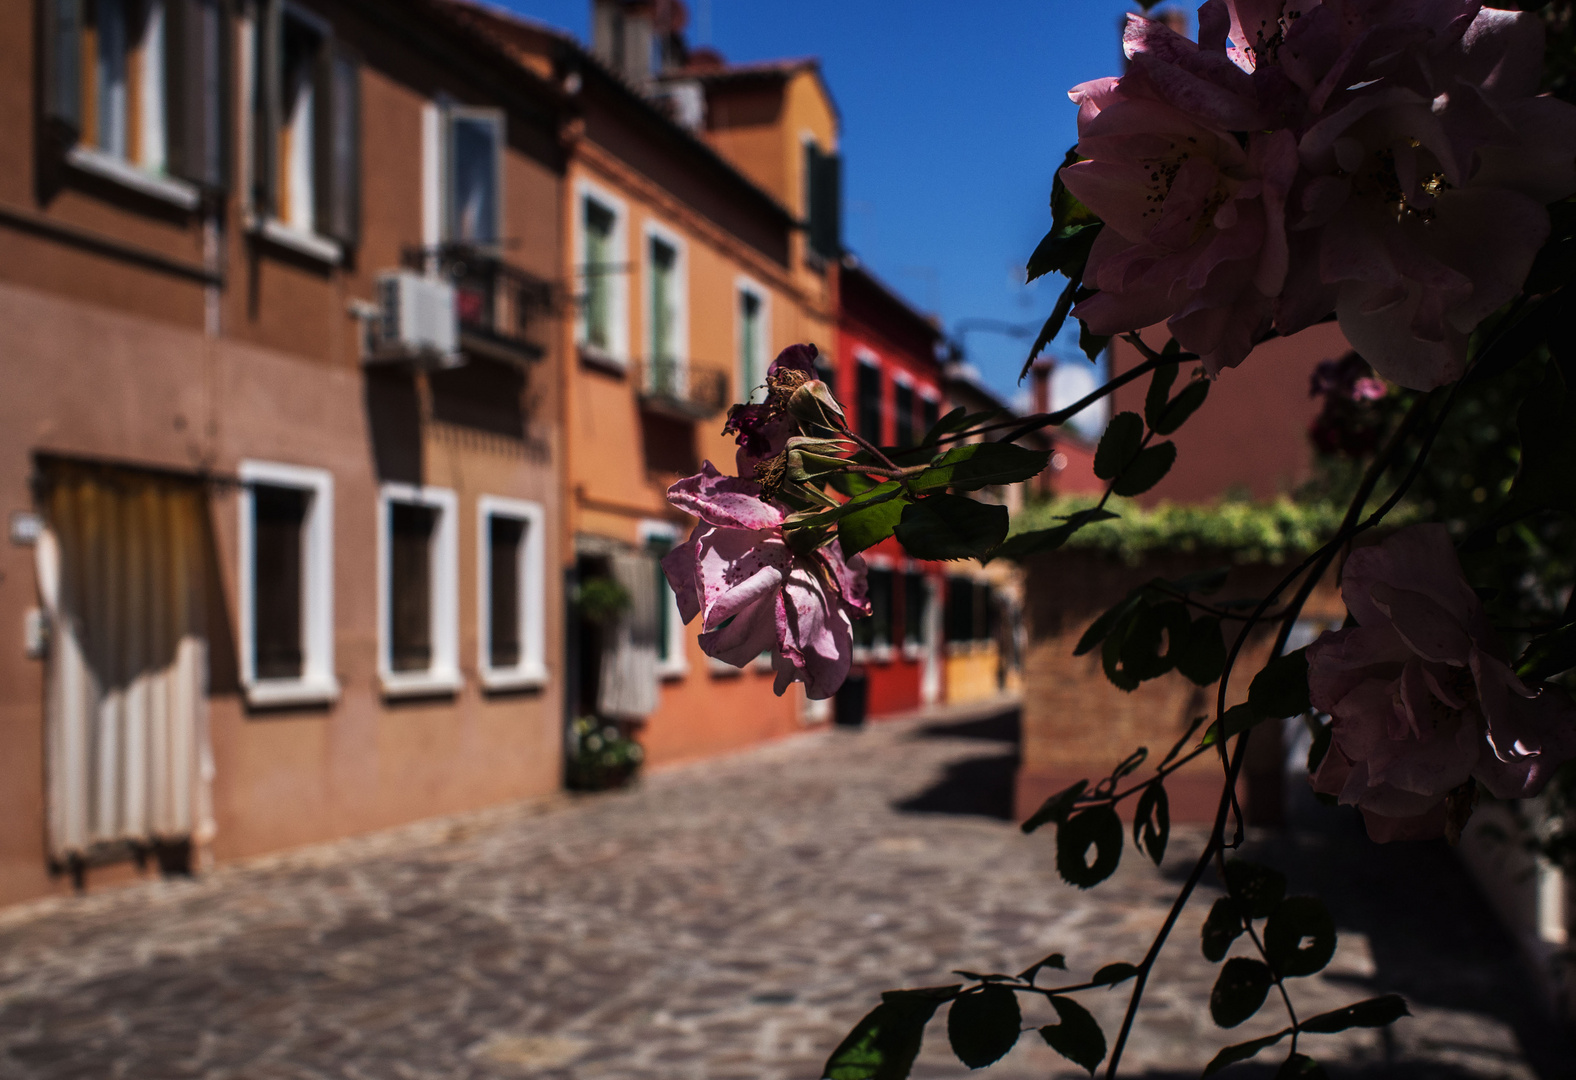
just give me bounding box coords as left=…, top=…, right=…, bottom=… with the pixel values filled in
left=1063, top=15, right=1297, bottom=374
left=1308, top=524, right=1576, bottom=841
left=662, top=461, right=869, bottom=699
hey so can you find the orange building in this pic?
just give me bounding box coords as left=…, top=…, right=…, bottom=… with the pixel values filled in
left=452, top=0, right=843, bottom=766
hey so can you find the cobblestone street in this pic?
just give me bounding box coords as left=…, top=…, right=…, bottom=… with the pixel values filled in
left=0, top=703, right=1569, bottom=1080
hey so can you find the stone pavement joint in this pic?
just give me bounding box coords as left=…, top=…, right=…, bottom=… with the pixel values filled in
left=0, top=706, right=1567, bottom=1079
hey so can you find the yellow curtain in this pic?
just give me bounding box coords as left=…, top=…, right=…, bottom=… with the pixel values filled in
left=35, top=465, right=215, bottom=862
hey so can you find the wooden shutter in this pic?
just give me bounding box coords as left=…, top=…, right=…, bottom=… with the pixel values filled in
left=314, top=44, right=359, bottom=246
left=809, top=147, right=841, bottom=259
left=251, top=0, right=281, bottom=216
left=39, top=0, right=83, bottom=135
left=166, top=0, right=230, bottom=191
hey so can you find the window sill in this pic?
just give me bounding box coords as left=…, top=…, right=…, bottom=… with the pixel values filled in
left=870, top=644, right=895, bottom=665
left=706, top=658, right=740, bottom=678
left=660, top=661, right=691, bottom=681
left=902, top=644, right=926, bottom=663
left=578, top=344, right=628, bottom=374
left=66, top=147, right=200, bottom=211
left=380, top=668, right=462, bottom=699
left=243, top=676, right=340, bottom=709
left=480, top=665, right=549, bottom=692
left=255, top=217, right=343, bottom=265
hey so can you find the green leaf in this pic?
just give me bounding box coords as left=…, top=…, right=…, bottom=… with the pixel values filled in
left=1209, top=958, right=1274, bottom=1028
left=1201, top=897, right=1244, bottom=963
left=1025, top=278, right=1084, bottom=376
left=1199, top=703, right=1265, bottom=748
left=992, top=508, right=1119, bottom=563
left=823, top=990, right=955, bottom=1080
left=791, top=481, right=905, bottom=529
left=1017, top=952, right=1067, bottom=983
left=1516, top=622, right=1576, bottom=681
left=911, top=442, right=1051, bottom=494
left=1263, top=896, right=1336, bottom=978
left=1040, top=996, right=1106, bottom=1076
left=1110, top=441, right=1177, bottom=497
left=894, top=495, right=1010, bottom=561
left=839, top=496, right=910, bottom=557
left=1133, top=784, right=1170, bottom=866
left=1027, top=222, right=1101, bottom=284
left=1200, top=1030, right=1291, bottom=1077
left=1298, top=995, right=1410, bottom=1034
left=919, top=407, right=1004, bottom=448
left=946, top=984, right=1021, bottom=1069
left=1247, top=649, right=1311, bottom=719
left=1276, top=1054, right=1328, bottom=1080
left=1090, top=962, right=1138, bottom=987
left=1075, top=592, right=1143, bottom=656
left=1223, top=860, right=1286, bottom=919
left=1093, top=412, right=1144, bottom=481
left=1056, top=807, right=1124, bottom=889
left=1144, top=362, right=1180, bottom=430
left=1153, top=379, right=1210, bottom=435
left=1173, top=616, right=1227, bottom=686
left=1022, top=780, right=1087, bottom=835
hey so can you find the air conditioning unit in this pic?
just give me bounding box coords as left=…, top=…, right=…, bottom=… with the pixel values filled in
left=369, top=271, right=461, bottom=367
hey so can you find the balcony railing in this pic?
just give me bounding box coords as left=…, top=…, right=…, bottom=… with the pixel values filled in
left=403, top=245, right=555, bottom=365
left=637, top=357, right=730, bottom=421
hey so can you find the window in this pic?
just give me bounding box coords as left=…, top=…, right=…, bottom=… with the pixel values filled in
left=446, top=108, right=504, bottom=246
left=903, top=571, right=929, bottom=657
left=576, top=183, right=628, bottom=362
left=377, top=484, right=459, bottom=696
left=945, top=576, right=974, bottom=645
left=252, top=0, right=360, bottom=252
left=237, top=461, right=336, bottom=707
left=737, top=282, right=768, bottom=404
left=855, top=564, right=894, bottom=658
left=919, top=394, right=940, bottom=441
left=803, top=140, right=842, bottom=261
left=43, top=0, right=226, bottom=208
left=857, top=358, right=882, bottom=443
left=478, top=496, right=547, bottom=690
left=645, top=226, right=686, bottom=396
left=641, top=522, right=687, bottom=678
left=894, top=380, right=916, bottom=448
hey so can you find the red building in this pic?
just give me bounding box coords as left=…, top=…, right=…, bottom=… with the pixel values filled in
left=832, top=259, right=949, bottom=717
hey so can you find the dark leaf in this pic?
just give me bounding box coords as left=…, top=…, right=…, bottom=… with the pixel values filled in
left=919, top=407, right=1004, bottom=448
left=1299, top=995, right=1410, bottom=1034
left=1200, top=1030, right=1291, bottom=1077
left=1018, top=952, right=1068, bottom=983
left=1026, top=222, right=1101, bottom=285
left=1161, top=714, right=1209, bottom=768
left=1102, top=627, right=1142, bottom=692
left=1056, top=808, right=1124, bottom=889
left=1247, top=649, right=1311, bottom=719
left=1113, top=600, right=1190, bottom=684
left=895, top=496, right=1010, bottom=561
left=1525, top=201, right=1576, bottom=295
left=1306, top=717, right=1332, bottom=775
left=1091, top=962, right=1139, bottom=987
left=1093, top=412, right=1144, bottom=481
left=1158, top=566, right=1230, bottom=596
left=1223, top=860, right=1287, bottom=919
left=946, top=984, right=1021, bottom=1069
left=1154, top=379, right=1210, bottom=435
left=1276, top=1054, right=1329, bottom=1080
left=1040, top=996, right=1106, bottom=1075
left=830, top=469, right=880, bottom=497
left=1110, top=441, right=1177, bottom=497
left=951, top=971, right=1013, bottom=983
left=1516, top=622, right=1576, bottom=681
left=1263, top=896, right=1337, bottom=978
left=1173, top=616, right=1227, bottom=686
left=793, top=481, right=905, bottom=528
left=1022, top=780, right=1087, bottom=835
left=839, top=497, right=910, bottom=557
left=1075, top=592, right=1144, bottom=657
left=1200, top=703, right=1268, bottom=748
left=1025, top=278, right=1083, bottom=376
left=911, top=442, right=1051, bottom=494
left=1201, top=897, right=1244, bottom=963
left=1144, top=362, right=1180, bottom=430
left=1110, top=747, right=1148, bottom=781
left=1134, top=783, right=1170, bottom=865
left=989, top=508, right=1118, bottom=563
left=1080, top=321, right=1112, bottom=362
left=1210, top=958, right=1274, bottom=1028
left=823, top=991, right=951, bottom=1080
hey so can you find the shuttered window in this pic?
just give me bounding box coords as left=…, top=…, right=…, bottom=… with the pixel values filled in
left=252, top=484, right=306, bottom=680
left=857, top=360, right=882, bottom=443
left=378, top=484, right=459, bottom=695
left=488, top=515, right=523, bottom=669
left=478, top=497, right=547, bottom=689
left=920, top=395, right=940, bottom=442
left=738, top=287, right=765, bottom=403
left=389, top=501, right=435, bottom=673
left=804, top=141, right=842, bottom=261
left=583, top=197, right=617, bottom=352
left=904, top=571, right=928, bottom=648
left=894, top=381, right=916, bottom=448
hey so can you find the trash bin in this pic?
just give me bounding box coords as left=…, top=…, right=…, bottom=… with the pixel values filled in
left=834, top=668, right=868, bottom=728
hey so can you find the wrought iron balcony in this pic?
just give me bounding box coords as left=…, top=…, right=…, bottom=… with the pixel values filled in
left=403, top=245, right=555, bottom=366
left=636, top=357, right=730, bottom=421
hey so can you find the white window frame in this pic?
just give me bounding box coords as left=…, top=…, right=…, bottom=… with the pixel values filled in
left=640, top=520, right=688, bottom=679
left=377, top=483, right=461, bottom=698
left=237, top=460, right=338, bottom=708
left=443, top=106, right=506, bottom=247
left=477, top=495, right=548, bottom=691
left=735, top=275, right=770, bottom=405
left=642, top=217, right=688, bottom=385
left=574, top=177, right=630, bottom=366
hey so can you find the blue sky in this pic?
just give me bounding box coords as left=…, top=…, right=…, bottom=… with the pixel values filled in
left=501, top=0, right=1150, bottom=410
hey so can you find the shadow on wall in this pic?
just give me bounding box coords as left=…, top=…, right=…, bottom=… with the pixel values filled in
left=893, top=707, right=1020, bottom=821
left=429, top=358, right=528, bottom=441
left=641, top=412, right=698, bottom=476
left=365, top=368, right=424, bottom=485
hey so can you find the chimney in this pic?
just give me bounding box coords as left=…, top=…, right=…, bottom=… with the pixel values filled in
left=590, top=0, right=655, bottom=82
left=1030, top=358, right=1054, bottom=415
